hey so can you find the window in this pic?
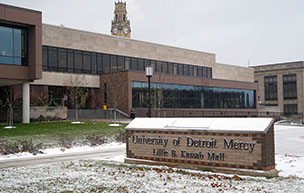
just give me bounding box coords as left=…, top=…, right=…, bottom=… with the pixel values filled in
left=74, top=50, right=82, bottom=73
left=97, top=53, right=103, bottom=74
left=284, top=104, right=298, bottom=115
left=198, top=67, right=203, bottom=77
left=144, top=59, right=151, bottom=70
left=91, top=53, right=97, bottom=74
left=0, top=25, right=28, bottom=66
left=173, top=63, right=177, bottom=75
left=193, top=66, right=198, bottom=77
left=117, top=56, right=124, bottom=71
left=264, top=75, right=277, bottom=100
left=42, top=46, right=48, bottom=70
left=138, top=59, right=144, bottom=71
left=168, top=63, right=173, bottom=74
left=83, top=51, right=91, bottom=73
left=110, top=55, right=118, bottom=72
left=67, top=49, right=74, bottom=72
left=103, top=54, right=110, bottom=72
left=58, top=48, right=67, bottom=72
left=156, top=61, right=162, bottom=73
left=125, top=57, right=130, bottom=70
left=131, top=57, right=138, bottom=70
left=162, top=62, right=167, bottom=74
left=48, top=47, right=57, bottom=71
left=48, top=86, right=67, bottom=106
left=178, top=64, right=183, bottom=75
left=283, top=74, right=297, bottom=99
left=183, top=65, right=189, bottom=76
left=151, top=60, right=156, bottom=73
left=189, top=65, right=194, bottom=76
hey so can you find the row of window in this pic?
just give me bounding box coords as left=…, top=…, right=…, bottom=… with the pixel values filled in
left=43, top=46, right=212, bottom=78
left=132, top=81, right=256, bottom=109
left=0, top=24, right=28, bottom=66
left=264, top=74, right=297, bottom=101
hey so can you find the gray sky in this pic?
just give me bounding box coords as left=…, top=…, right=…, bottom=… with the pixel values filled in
left=2, top=0, right=304, bottom=67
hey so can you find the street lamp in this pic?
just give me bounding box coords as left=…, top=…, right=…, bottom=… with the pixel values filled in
left=146, top=66, right=153, bottom=117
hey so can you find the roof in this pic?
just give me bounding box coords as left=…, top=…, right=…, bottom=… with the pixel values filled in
left=126, top=118, right=274, bottom=134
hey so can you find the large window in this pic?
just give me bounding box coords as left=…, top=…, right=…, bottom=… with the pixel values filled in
left=132, top=81, right=256, bottom=109
left=0, top=25, right=28, bottom=66
left=283, top=74, right=297, bottom=100
left=264, top=75, right=277, bottom=101
left=284, top=104, right=298, bottom=115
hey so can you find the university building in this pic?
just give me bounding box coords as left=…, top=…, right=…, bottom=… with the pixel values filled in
left=0, top=3, right=257, bottom=123
left=253, top=61, right=304, bottom=117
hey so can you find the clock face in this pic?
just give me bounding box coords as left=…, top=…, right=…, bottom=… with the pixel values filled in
left=123, top=27, right=129, bottom=34
left=113, top=27, right=118, bottom=34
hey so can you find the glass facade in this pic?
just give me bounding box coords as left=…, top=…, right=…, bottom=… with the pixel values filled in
left=132, top=81, right=256, bottom=109
left=42, top=45, right=212, bottom=78
left=0, top=24, right=28, bottom=66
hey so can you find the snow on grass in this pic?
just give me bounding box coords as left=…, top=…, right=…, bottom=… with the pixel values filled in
left=276, top=154, right=304, bottom=178
left=0, top=160, right=303, bottom=193
left=0, top=142, right=125, bottom=161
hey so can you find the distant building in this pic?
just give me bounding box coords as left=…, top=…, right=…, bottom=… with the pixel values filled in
left=253, top=61, right=304, bottom=117
left=0, top=3, right=257, bottom=123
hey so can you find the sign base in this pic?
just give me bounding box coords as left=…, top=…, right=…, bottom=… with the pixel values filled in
left=125, top=158, right=279, bottom=177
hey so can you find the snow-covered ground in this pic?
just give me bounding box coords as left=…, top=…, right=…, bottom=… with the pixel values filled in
left=0, top=124, right=304, bottom=192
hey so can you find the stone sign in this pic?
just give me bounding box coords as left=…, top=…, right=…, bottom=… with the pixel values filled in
left=125, top=118, right=278, bottom=177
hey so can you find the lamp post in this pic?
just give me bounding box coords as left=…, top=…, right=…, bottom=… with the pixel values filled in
left=146, top=66, right=153, bottom=117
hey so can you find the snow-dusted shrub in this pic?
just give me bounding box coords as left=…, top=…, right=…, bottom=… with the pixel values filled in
left=114, top=132, right=126, bottom=143
left=18, top=139, right=43, bottom=155
left=58, top=136, right=75, bottom=149
left=0, top=139, right=43, bottom=155
left=86, top=134, right=106, bottom=146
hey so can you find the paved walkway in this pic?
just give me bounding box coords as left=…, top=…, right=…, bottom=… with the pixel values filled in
left=0, top=146, right=125, bottom=169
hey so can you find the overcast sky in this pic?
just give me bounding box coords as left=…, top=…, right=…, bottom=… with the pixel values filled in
left=2, top=0, right=304, bottom=67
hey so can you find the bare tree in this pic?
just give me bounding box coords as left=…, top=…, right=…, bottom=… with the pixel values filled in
left=67, top=75, right=89, bottom=121
left=154, top=72, right=176, bottom=117
left=0, top=86, right=15, bottom=127
left=101, top=72, right=128, bottom=123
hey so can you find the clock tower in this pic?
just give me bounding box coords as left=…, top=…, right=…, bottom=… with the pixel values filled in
left=111, top=1, right=131, bottom=38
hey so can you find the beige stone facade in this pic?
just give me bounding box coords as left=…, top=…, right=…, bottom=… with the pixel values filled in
left=42, top=24, right=253, bottom=83
left=253, top=61, right=304, bottom=116
left=33, top=72, right=100, bottom=88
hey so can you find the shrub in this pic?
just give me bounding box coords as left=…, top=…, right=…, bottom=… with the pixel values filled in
left=19, top=139, right=43, bottom=155
left=86, top=134, right=106, bottom=146
left=0, top=139, right=43, bottom=155
left=58, top=136, right=75, bottom=149
left=114, top=131, right=126, bottom=143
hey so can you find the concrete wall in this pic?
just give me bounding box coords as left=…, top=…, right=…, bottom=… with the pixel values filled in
left=32, top=72, right=100, bottom=88
left=30, top=106, right=67, bottom=120
left=42, top=24, right=253, bottom=82
left=214, top=63, right=254, bottom=82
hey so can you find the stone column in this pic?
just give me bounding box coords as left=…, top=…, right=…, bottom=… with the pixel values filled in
left=22, top=83, right=30, bottom=123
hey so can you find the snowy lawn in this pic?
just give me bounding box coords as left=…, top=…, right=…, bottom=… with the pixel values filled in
left=0, top=159, right=303, bottom=193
